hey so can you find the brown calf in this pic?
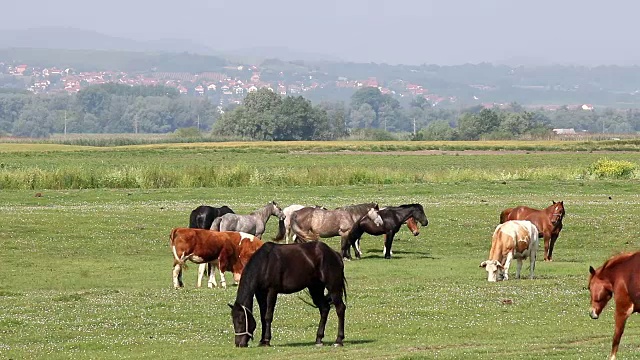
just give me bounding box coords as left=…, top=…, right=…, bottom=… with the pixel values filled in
left=170, top=228, right=263, bottom=289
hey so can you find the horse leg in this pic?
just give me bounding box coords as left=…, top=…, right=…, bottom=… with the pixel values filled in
left=382, top=234, right=394, bottom=257
left=530, top=242, right=538, bottom=279
left=340, top=234, right=353, bottom=260
left=547, top=233, right=558, bottom=261
left=206, top=262, right=218, bottom=288
left=329, top=289, right=346, bottom=346
left=309, top=285, right=330, bottom=346
left=255, top=290, right=269, bottom=346
left=354, top=238, right=362, bottom=259
left=543, top=233, right=552, bottom=261
left=383, top=232, right=395, bottom=259
left=217, top=263, right=227, bottom=289
left=258, top=290, right=278, bottom=347
left=172, top=261, right=183, bottom=288
left=610, top=301, right=633, bottom=360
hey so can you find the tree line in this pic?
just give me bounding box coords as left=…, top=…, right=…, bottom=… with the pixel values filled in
left=0, top=84, right=639, bottom=139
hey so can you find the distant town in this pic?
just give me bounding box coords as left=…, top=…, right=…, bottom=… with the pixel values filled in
left=1, top=61, right=476, bottom=112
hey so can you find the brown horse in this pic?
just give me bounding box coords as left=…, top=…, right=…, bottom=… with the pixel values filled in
left=500, top=201, right=565, bottom=261
left=589, top=252, right=640, bottom=360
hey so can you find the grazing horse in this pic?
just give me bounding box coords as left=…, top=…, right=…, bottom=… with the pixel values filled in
left=273, top=204, right=327, bottom=244
left=211, top=201, right=284, bottom=238
left=189, top=205, right=235, bottom=229
left=589, top=252, right=640, bottom=360
left=500, top=201, right=565, bottom=261
left=229, top=241, right=347, bottom=347
left=290, top=203, right=383, bottom=258
left=348, top=204, right=429, bottom=259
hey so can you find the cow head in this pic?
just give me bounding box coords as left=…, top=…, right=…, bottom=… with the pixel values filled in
left=480, top=260, right=504, bottom=282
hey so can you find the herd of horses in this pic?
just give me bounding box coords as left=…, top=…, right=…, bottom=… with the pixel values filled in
left=176, top=199, right=635, bottom=359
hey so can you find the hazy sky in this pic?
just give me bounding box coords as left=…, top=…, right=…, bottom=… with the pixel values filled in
left=2, top=0, right=637, bottom=65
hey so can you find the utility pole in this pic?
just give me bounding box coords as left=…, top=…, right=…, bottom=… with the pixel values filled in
left=63, top=110, right=67, bottom=138
left=197, top=114, right=200, bottom=131
left=413, top=117, right=416, bottom=136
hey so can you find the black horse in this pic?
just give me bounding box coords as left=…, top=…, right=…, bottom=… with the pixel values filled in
left=188, top=205, right=235, bottom=229
left=229, top=241, right=347, bottom=347
left=345, top=203, right=429, bottom=259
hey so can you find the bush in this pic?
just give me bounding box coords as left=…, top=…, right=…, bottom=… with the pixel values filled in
left=172, top=127, right=202, bottom=138
left=587, top=158, right=637, bottom=179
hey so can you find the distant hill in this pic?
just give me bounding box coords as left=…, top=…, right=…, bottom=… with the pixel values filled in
left=228, top=46, right=343, bottom=63
left=0, top=27, right=222, bottom=56
left=0, top=48, right=229, bottom=73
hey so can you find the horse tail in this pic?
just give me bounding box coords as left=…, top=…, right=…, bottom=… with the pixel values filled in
left=210, top=217, right=222, bottom=231
left=323, top=275, right=348, bottom=308
left=290, top=213, right=309, bottom=243
left=340, top=273, right=348, bottom=305
left=272, top=218, right=286, bottom=241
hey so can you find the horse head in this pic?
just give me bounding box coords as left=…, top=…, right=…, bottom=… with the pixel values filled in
left=549, top=201, right=565, bottom=226
left=229, top=302, right=257, bottom=347
left=270, top=201, right=285, bottom=220
left=588, top=265, right=613, bottom=320
left=367, top=204, right=384, bottom=226
left=411, top=204, right=429, bottom=227
left=406, top=217, right=420, bottom=236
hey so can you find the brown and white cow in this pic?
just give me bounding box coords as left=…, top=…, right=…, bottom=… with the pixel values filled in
left=480, top=220, right=539, bottom=282
left=169, top=228, right=263, bottom=289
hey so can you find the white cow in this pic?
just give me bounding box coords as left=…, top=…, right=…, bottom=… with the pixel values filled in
left=480, top=220, right=539, bottom=282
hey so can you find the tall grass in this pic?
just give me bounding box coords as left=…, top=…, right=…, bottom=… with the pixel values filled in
left=2, top=162, right=635, bottom=190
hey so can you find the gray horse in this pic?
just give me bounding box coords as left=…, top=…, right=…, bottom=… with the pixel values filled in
left=290, top=203, right=383, bottom=258
left=211, top=201, right=284, bottom=238
left=273, top=204, right=328, bottom=244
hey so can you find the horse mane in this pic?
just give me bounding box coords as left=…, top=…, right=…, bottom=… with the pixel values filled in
left=600, top=252, right=637, bottom=272
left=337, top=203, right=376, bottom=211
left=235, top=242, right=277, bottom=305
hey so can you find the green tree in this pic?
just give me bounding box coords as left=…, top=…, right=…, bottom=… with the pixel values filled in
left=349, top=103, right=376, bottom=129
left=418, top=120, right=457, bottom=140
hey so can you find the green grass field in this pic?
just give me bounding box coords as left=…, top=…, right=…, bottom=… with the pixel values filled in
left=1, top=142, right=639, bottom=359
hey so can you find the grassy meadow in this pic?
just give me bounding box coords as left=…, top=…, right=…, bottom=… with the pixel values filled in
left=1, top=141, right=640, bottom=359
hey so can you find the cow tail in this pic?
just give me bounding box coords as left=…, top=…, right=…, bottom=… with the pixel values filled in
left=272, top=218, right=286, bottom=241
left=169, top=228, right=187, bottom=267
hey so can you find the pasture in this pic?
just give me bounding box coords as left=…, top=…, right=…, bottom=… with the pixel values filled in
left=1, top=143, right=640, bottom=359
